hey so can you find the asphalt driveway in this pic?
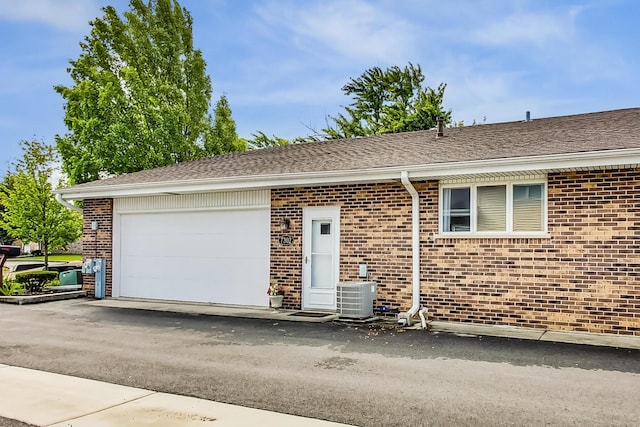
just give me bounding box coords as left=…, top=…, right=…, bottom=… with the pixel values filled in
left=1, top=299, right=639, bottom=426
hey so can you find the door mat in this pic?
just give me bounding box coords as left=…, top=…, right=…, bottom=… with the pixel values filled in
left=288, top=311, right=334, bottom=318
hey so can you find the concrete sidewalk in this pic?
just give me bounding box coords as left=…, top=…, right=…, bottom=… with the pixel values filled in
left=0, top=364, right=352, bottom=427
left=90, top=298, right=640, bottom=350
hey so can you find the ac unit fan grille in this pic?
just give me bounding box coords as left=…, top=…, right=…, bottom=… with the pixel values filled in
left=337, top=282, right=376, bottom=318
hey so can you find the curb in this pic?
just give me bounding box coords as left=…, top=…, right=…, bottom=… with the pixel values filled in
left=428, top=320, right=640, bottom=350
left=0, top=291, right=87, bottom=305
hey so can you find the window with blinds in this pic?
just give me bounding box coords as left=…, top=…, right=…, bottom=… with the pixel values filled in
left=477, top=185, right=506, bottom=231
left=440, top=180, right=546, bottom=235
left=513, top=184, right=543, bottom=231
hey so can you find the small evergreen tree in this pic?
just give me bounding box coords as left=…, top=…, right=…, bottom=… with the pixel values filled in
left=207, top=95, right=246, bottom=154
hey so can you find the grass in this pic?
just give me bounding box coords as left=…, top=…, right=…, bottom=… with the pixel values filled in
left=20, top=254, right=82, bottom=262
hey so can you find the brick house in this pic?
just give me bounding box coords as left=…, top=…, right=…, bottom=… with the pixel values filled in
left=55, top=108, right=640, bottom=336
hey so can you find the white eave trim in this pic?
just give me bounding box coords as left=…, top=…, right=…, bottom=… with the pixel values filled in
left=54, top=148, right=640, bottom=199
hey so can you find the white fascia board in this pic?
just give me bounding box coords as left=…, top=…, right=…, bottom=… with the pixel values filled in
left=408, top=148, right=640, bottom=178
left=54, top=148, right=640, bottom=200
left=54, top=170, right=400, bottom=199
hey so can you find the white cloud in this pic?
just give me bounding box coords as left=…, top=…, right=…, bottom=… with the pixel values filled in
left=218, top=62, right=346, bottom=108
left=472, top=12, right=571, bottom=47
left=429, top=54, right=522, bottom=124
left=562, top=44, right=628, bottom=83
left=0, top=0, right=99, bottom=31
left=254, top=0, right=416, bottom=64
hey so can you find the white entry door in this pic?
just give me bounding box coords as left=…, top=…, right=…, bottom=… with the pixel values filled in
left=302, top=207, right=340, bottom=310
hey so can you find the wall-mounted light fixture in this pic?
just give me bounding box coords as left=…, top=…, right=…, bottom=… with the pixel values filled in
left=91, top=221, right=99, bottom=231
left=280, top=218, right=290, bottom=232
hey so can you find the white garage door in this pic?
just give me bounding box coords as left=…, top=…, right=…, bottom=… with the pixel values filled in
left=117, top=208, right=270, bottom=306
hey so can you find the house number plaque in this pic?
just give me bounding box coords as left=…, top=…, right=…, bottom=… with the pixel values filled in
left=279, top=235, right=294, bottom=246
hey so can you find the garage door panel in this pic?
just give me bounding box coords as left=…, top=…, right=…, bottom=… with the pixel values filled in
left=118, top=208, right=269, bottom=306
left=126, top=233, right=262, bottom=259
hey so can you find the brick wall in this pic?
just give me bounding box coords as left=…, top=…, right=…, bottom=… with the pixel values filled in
left=271, top=183, right=419, bottom=310
left=272, top=169, right=639, bottom=335
left=85, top=168, right=639, bottom=335
left=82, top=199, right=113, bottom=297
left=421, top=169, right=640, bottom=335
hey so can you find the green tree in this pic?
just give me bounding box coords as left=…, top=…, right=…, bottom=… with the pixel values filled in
left=0, top=140, right=82, bottom=269
left=322, top=63, right=451, bottom=139
left=0, top=174, right=16, bottom=245
left=55, top=0, right=234, bottom=184
left=247, top=131, right=290, bottom=150
left=207, top=95, right=246, bottom=154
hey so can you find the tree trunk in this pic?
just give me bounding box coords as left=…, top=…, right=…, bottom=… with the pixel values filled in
left=0, top=254, right=6, bottom=286
left=43, top=241, right=49, bottom=270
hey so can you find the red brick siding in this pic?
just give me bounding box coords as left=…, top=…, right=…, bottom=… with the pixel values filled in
left=271, top=169, right=639, bottom=335
left=84, top=168, right=640, bottom=335
left=271, top=183, right=418, bottom=310
left=421, top=169, right=640, bottom=335
left=82, top=199, right=113, bottom=297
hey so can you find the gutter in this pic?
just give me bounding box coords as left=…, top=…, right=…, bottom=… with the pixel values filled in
left=398, top=171, right=423, bottom=327
left=55, top=193, right=82, bottom=213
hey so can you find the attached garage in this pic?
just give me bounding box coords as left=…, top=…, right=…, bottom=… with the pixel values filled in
left=111, top=190, right=270, bottom=306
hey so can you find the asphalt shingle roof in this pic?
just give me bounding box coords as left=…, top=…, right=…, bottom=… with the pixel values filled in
left=64, top=108, right=640, bottom=191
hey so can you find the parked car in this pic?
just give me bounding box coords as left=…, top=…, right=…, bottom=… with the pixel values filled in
left=0, top=245, right=21, bottom=258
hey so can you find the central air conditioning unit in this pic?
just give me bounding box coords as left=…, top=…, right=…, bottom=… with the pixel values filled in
left=337, top=281, right=377, bottom=318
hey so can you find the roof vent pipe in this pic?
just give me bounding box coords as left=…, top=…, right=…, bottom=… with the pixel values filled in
left=526, top=111, right=531, bottom=122
left=436, top=117, right=444, bottom=137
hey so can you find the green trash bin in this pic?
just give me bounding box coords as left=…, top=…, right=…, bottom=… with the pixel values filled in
left=59, top=269, right=83, bottom=286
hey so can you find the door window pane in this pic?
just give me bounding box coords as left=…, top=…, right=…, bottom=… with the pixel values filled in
left=513, top=184, right=543, bottom=231
left=443, top=188, right=470, bottom=232
left=311, top=254, right=332, bottom=288
left=320, top=223, right=330, bottom=235
left=311, top=220, right=333, bottom=288
left=477, top=185, right=506, bottom=231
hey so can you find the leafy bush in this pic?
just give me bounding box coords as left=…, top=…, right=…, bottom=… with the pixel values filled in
left=15, top=271, right=58, bottom=293
left=0, top=278, right=24, bottom=296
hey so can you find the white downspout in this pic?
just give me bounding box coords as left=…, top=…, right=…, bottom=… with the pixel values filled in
left=55, top=193, right=82, bottom=213
left=398, top=171, right=424, bottom=327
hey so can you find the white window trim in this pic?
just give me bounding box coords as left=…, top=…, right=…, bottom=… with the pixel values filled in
left=438, top=178, right=549, bottom=238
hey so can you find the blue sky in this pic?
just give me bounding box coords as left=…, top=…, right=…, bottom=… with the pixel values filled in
left=1, top=0, right=639, bottom=176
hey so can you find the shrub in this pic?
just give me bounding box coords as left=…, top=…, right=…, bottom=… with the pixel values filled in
left=15, top=271, right=58, bottom=293
left=0, top=278, right=24, bottom=296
